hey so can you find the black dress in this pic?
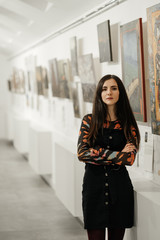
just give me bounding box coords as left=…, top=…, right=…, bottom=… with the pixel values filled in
left=77, top=114, right=137, bottom=229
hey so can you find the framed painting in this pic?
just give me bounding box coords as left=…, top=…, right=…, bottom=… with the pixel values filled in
left=78, top=53, right=96, bottom=103
left=97, top=20, right=113, bottom=62
left=120, top=18, right=147, bottom=122
left=147, top=3, right=160, bottom=135
left=78, top=53, right=96, bottom=84
left=82, top=83, right=96, bottom=103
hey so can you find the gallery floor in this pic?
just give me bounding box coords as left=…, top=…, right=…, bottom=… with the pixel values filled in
left=0, top=140, right=86, bottom=240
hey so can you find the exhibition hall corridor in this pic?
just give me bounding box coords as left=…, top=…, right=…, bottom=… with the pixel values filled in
left=0, top=140, right=86, bottom=240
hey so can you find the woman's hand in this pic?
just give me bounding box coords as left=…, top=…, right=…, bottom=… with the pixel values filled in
left=122, top=143, right=136, bottom=153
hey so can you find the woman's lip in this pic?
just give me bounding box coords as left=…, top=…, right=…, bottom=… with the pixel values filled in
left=106, top=98, right=113, bottom=99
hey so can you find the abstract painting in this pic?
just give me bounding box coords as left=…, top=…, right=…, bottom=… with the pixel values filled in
left=120, top=18, right=146, bottom=122
left=147, top=3, right=160, bottom=135
left=97, top=20, right=113, bottom=62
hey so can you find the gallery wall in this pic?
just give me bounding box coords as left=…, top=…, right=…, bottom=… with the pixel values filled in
left=3, top=0, right=160, bottom=185
left=0, top=54, right=11, bottom=138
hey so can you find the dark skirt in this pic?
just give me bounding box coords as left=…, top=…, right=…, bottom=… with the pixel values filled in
left=82, top=164, right=134, bottom=229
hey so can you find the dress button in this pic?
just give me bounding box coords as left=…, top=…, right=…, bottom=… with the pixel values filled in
left=105, top=192, right=108, bottom=196
left=109, top=136, right=112, bottom=139
left=107, top=146, right=110, bottom=149
left=105, top=173, right=108, bottom=177
left=105, top=183, right=108, bottom=187
left=105, top=202, right=108, bottom=205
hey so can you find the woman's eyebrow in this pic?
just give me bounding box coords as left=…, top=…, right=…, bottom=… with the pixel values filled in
left=102, top=85, right=118, bottom=88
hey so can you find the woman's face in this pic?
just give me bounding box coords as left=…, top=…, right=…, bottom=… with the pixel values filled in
left=101, top=78, right=119, bottom=106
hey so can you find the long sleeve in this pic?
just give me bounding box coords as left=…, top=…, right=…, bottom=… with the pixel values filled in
left=77, top=114, right=137, bottom=166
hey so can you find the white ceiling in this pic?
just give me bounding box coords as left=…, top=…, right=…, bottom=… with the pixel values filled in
left=0, top=0, right=114, bottom=58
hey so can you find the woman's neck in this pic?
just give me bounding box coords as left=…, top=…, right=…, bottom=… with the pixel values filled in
left=107, top=106, right=117, bottom=121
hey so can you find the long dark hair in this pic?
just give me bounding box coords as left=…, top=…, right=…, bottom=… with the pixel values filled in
left=88, top=74, right=140, bottom=149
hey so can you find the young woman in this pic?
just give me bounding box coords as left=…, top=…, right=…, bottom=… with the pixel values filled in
left=77, top=74, right=140, bottom=240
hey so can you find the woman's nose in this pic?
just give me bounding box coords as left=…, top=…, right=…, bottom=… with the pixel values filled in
left=107, top=88, right=111, bottom=94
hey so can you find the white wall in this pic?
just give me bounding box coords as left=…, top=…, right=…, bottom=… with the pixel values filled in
left=0, top=54, right=11, bottom=139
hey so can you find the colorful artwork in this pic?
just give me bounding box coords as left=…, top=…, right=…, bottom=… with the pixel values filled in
left=147, top=3, right=160, bottom=135
left=70, top=36, right=79, bottom=76
left=97, top=20, right=113, bottom=62
left=120, top=18, right=146, bottom=122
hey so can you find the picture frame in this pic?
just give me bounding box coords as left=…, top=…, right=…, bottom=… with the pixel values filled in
left=97, top=20, right=113, bottom=62
left=78, top=53, right=96, bottom=103
left=147, top=3, right=160, bottom=135
left=120, top=18, right=147, bottom=122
